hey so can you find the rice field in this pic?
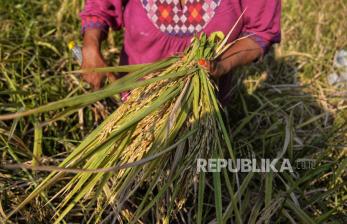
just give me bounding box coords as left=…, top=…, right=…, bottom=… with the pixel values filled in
left=0, top=0, right=346, bottom=223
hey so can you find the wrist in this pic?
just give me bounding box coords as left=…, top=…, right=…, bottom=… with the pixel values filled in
left=82, top=45, right=101, bottom=57
left=83, top=29, right=104, bottom=50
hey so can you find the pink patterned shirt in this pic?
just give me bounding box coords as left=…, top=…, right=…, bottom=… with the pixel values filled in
left=80, top=0, right=281, bottom=65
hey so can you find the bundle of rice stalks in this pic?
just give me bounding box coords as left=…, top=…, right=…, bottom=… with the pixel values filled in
left=1, top=29, right=245, bottom=223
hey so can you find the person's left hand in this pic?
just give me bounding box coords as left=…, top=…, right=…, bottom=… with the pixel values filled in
left=199, top=59, right=231, bottom=79
left=206, top=60, right=228, bottom=79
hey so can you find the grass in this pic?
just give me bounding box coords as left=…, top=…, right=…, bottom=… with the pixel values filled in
left=0, top=0, right=346, bottom=223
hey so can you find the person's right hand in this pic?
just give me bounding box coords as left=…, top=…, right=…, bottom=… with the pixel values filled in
left=81, top=29, right=116, bottom=91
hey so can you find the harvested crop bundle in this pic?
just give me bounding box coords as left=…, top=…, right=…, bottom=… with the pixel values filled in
left=2, top=31, right=241, bottom=223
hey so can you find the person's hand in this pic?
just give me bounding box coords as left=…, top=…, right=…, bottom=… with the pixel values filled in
left=206, top=60, right=229, bottom=79
left=81, top=47, right=116, bottom=91
left=198, top=58, right=231, bottom=79
left=205, top=37, right=264, bottom=79
left=81, top=29, right=116, bottom=91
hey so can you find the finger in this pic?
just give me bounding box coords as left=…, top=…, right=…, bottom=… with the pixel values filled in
left=205, top=61, right=216, bottom=76
left=93, top=84, right=100, bottom=91
left=106, top=73, right=117, bottom=83
left=92, top=78, right=101, bottom=91
left=205, top=61, right=211, bottom=71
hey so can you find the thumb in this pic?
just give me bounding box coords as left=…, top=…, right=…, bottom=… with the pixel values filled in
left=92, top=79, right=101, bottom=91
left=106, top=73, right=117, bottom=83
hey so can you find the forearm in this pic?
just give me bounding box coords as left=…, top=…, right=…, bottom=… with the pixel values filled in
left=81, top=29, right=116, bottom=90
left=82, top=29, right=105, bottom=53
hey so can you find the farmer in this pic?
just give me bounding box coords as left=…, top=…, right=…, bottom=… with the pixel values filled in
left=80, top=0, right=281, bottom=101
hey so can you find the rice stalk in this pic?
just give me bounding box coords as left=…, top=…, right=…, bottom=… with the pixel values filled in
left=1, top=29, right=244, bottom=223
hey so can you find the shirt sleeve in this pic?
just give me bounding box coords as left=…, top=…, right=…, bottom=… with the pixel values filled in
left=79, top=0, right=123, bottom=35
left=240, top=0, right=281, bottom=54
